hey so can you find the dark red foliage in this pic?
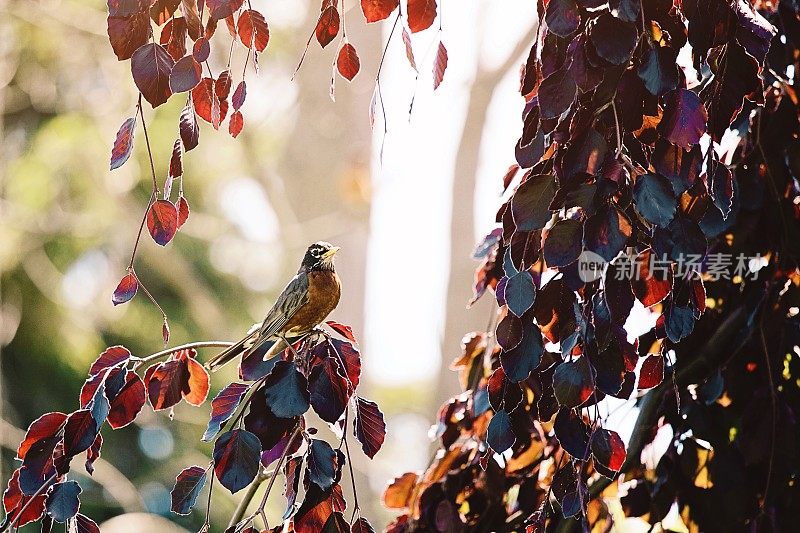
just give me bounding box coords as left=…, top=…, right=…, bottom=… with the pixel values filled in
left=407, top=0, right=437, bottom=33
left=238, top=9, right=269, bottom=52
left=131, top=43, right=175, bottom=107
left=146, top=199, right=179, bottom=246
left=315, top=5, right=340, bottom=48
left=111, top=273, right=138, bottom=305
left=353, top=396, right=386, bottom=458
left=109, top=116, right=136, bottom=170
left=337, top=42, right=361, bottom=81
left=145, top=349, right=209, bottom=410
left=361, top=0, right=398, bottom=23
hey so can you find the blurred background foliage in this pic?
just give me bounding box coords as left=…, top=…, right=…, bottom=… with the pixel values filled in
left=0, top=0, right=536, bottom=529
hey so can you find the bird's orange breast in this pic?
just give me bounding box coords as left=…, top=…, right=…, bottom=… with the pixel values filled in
left=284, top=270, right=341, bottom=336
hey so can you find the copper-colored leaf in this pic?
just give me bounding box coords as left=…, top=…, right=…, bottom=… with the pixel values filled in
left=336, top=42, right=360, bottom=81
left=229, top=110, right=244, bottom=138
left=238, top=9, right=269, bottom=51
left=361, top=0, right=398, bottom=22
left=315, top=6, right=340, bottom=47
left=407, top=0, right=437, bottom=33
left=110, top=116, right=136, bottom=170
left=147, top=199, right=179, bottom=246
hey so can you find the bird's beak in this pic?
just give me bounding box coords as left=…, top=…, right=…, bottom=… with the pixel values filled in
left=322, top=246, right=340, bottom=259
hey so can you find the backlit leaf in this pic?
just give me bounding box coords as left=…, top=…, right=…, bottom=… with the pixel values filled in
left=539, top=67, right=576, bottom=119
left=638, top=354, right=664, bottom=389
left=309, top=357, right=351, bottom=423
left=177, top=196, right=190, bottom=228
left=192, top=36, right=210, bottom=62
left=184, top=356, right=210, bottom=406
left=206, top=0, right=244, bottom=20
left=179, top=101, right=199, bottom=151
left=500, top=319, right=543, bottom=382
left=232, top=80, right=246, bottom=110
left=361, top=0, right=399, bottom=22
left=591, top=428, right=626, bottom=475
left=203, top=382, right=249, bottom=441
left=382, top=472, right=417, bottom=509
left=337, top=42, right=361, bottom=81
left=63, top=410, right=98, bottom=458
left=213, top=429, right=261, bottom=493
left=316, top=6, right=340, bottom=48
left=17, top=413, right=67, bottom=461
left=238, top=9, right=269, bottom=51
left=112, top=273, right=138, bottom=305
left=147, top=199, right=179, bottom=246
left=407, top=0, right=437, bottom=33
left=110, top=116, right=136, bottom=170
left=170, top=465, right=207, bottom=515
left=229, top=110, right=244, bottom=138
left=433, top=40, right=448, bottom=90
left=630, top=248, right=672, bottom=307
left=131, top=43, right=175, bottom=107
left=401, top=26, right=417, bottom=71
left=505, top=270, right=535, bottom=317
left=3, top=469, right=47, bottom=527
left=107, top=13, right=152, bottom=61
left=353, top=396, right=386, bottom=458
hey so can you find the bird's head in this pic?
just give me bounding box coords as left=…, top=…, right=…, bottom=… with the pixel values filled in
left=302, top=241, right=340, bottom=270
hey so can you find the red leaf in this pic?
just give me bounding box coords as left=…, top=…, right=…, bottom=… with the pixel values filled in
left=315, top=6, right=340, bottom=48
left=638, top=355, right=664, bottom=389
left=160, top=17, right=188, bottom=60
left=179, top=101, right=199, bottom=151
left=107, top=12, right=152, bottom=61
left=232, top=80, right=246, bottom=110
left=229, top=110, right=244, bottom=138
left=3, top=469, right=47, bottom=527
left=63, top=410, right=98, bottom=457
left=336, top=42, right=360, bottom=81
left=17, top=413, right=67, bottom=461
left=309, top=357, right=351, bottom=423
left=192, top=77, right=229, bottom=126
left=206, top=0, right=244, bottom=20
left=215, top=69, right=233, bottom=99
left=407, top=0, right=437, bottom=33
left=177, top=196, right=190, bottom=228
left=192, top=36, right=210, bottom=62
left=401, top=26, right=417, bottom=71
left=181, top=0, right=202, bottom=40
left=131, top=43, right=175, bottom=108
left=112, top=273, right=138, bottom=305
left=162, top=319, right=171, bottom=344
left=150, top=0, right=181, bottom=24
left=107, top=372, right=146, bottom=429
left=170, top=465, right=208, bottom=515
left=89, top=346, right=132, bottom=376
left=353, top=396, right=386, bottom=458
left=184, top=356, right=210, bottom=406
left=325, top=321, right=357, bottom=343
left=146, top=359, right=187, bottom=410
left=147, top=199, right=179, bottom=246
left=203, top=382, right=249, bottom=441
left=352, top=517, right=378, bottom=533
left=110, top=116, right=136, bottom=170
left=360, top=0, right=399, bottom=22
left=433, top=43, right=447, bottom=89
left=169, top=55, right=202, bottom=93
left=74, top=514, right=100, bottom=533
left=630, top=248, right=672, bottom=307
left=591, top=428, right=626, bottom=474
left=107, top=0, right=151, bottom=17
left=238, top=9, right=269, bottom=51
left=85, top=434, right=102, bottom=475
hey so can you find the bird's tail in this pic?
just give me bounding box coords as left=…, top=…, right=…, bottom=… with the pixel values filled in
left=206, top=323, right=261, bottom=371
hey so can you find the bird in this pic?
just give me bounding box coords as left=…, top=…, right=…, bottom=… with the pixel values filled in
left=206, top=241, right=341, bottom=371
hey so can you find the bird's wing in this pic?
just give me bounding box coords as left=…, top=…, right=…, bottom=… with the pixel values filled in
left=255, top=269, right=310, bottom=341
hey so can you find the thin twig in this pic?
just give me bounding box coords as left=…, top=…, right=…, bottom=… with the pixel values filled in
left=3, top=473, right=58, bottom=532
left=135, top=340, right=234, bottom=364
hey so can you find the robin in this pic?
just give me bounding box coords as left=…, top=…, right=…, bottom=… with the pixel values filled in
left=206, top=241, right=341, bottom=370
